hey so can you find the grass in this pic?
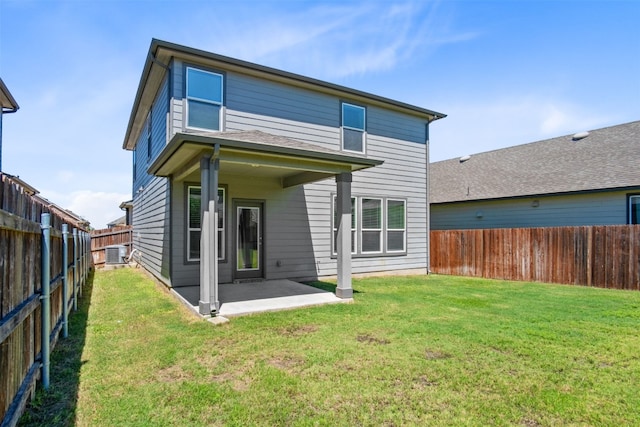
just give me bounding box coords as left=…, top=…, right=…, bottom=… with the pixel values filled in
left=20, top=269, right=640, bottom=426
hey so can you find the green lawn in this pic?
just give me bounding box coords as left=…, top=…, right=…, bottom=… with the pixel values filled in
left=20, top=269, right=640, bottom=426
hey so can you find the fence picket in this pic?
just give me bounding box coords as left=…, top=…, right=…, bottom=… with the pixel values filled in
left=0, top=173, right=91, bottom=426
left=431, top=225, right=640, bottom=290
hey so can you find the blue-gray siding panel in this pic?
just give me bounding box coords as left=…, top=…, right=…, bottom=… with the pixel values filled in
left=430, top=190, right=630, bottom=230
left=133, top=176, right=170, bottom=283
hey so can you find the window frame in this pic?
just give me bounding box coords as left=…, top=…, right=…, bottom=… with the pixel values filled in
left=187, top=185, right=226, bottom=263
left=361, top=197, right=383, bottom=254
left=146, top=110, right=152, bottom=160
left=385, top=199, right=407, bottom=253
left=331, top=195, right=407, bottom=257
left=629, top=194, right=640, bottom=225
left=341, top=102, right=366, bottom=154
left=185, top=66, right=224, bottom=132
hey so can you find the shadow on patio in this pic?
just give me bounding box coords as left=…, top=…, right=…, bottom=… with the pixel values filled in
left=172, top=279, right=351, bottom=317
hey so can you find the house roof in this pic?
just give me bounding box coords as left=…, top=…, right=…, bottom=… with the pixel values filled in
left=123, top=38, right=446, bottom=150
left=0, top=78, right=19, bottom=112
left=430, top=121, right=640, bottom=204
left=149, top=130, right=383, bottom=187
left=107, top=215, right=127, bottom=227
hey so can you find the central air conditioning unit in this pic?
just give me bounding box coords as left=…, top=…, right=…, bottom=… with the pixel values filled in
left=105, top=245, right=127, bottom=265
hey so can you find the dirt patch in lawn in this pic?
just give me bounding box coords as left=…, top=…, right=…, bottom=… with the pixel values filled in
left=278, top=324, right=319, bottom=337
left=424, top=349, right=451, bottom=360
left=356, top=334, right=390, bottom=345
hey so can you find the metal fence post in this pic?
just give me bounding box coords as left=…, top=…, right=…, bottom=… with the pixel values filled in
left=62, top=224, right=69, bottom=338
left=73, top=228, right=78, bottom=311
left=40, top=213, right=51, bottom=390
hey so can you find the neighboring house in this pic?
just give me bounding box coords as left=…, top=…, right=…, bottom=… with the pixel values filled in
left=430, top=121, right=640, bottom=230
left=1, top=78, right=20, bottom=172
left=122, top=39, right=445, bottom=314
left=107, top=215, right=127, bottom=229
left=1, top=172, right=90, bottom=229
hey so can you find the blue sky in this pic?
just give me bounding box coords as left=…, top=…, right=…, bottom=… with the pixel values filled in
left=1, top=0, right=638, bottom=228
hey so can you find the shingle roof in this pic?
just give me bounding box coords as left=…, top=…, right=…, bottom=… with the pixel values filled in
left=430, top=121, right=640, bottom=204
left=0, top=78, right=19, bottom=111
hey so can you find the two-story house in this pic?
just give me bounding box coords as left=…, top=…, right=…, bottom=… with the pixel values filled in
left=123, top=39, right=445, bottom=315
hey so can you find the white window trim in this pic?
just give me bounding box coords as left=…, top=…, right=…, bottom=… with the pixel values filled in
left=630, top=195, right=640, bottom=225
left=331, top=195, right=407, bottom=257
left=187, top=186, right=225, bottom=262
left=185, top=67, right=224, bottom=132
left=386, top=199, right=407, bottom=253
left=361, top=197, right=383, bottom=254
left=341, top=102, right=366, bottom=154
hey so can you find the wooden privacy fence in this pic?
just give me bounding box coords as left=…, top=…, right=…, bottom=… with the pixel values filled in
left=430, top=225, right=640, bottom=290
left=90, top=226, right=132, bottom=266
left=0, top=174, right=91, bottom=427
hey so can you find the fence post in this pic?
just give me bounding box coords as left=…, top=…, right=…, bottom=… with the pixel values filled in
left=62, top=224, right=69, bottom=338
left=40, top=213, right=51, bottom=390
left=73, top=228, right=78, bottom=311
left=79, top=231, right=84, bottom=297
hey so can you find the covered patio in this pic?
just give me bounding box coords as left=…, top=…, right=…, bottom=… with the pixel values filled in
left=172, top=279, right=348, bottom=318
left=148, top=130, right=382, bottom=316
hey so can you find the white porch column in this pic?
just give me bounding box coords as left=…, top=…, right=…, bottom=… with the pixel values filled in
left=336, top=172, right=353, bottom=298
left=199, top=156, right=212, bottom=315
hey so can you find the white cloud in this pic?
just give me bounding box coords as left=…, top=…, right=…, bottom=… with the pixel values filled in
left=43, top=189, right=131, bottom=230
left=197, top=1, right=477, bottom=80
left=430, top=95, right=615, bottom=161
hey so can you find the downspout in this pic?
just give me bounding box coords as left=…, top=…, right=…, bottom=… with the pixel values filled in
left=425, top=121, right=431, bottom=274
left=424, top=113, right=445, bottom=274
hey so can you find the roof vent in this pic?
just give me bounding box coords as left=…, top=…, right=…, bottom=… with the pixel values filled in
left=572, top=131, right=589, bottom=141
left=459, top=155, right=471, bottom=163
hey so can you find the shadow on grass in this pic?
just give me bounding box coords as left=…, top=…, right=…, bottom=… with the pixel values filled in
left=18, top=270, right=94, bottom=427
left=304, top=280, right=363, bottom=294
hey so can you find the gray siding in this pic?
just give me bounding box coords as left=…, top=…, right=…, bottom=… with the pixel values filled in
left=133, top=176, right=170, bottom=283
left=431, top=190, right=630, bottom=230
left=131, top=74, right=171, bottom=284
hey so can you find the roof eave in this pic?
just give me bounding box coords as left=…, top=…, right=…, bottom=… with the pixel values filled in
left=0, top=78, right=19, bottom=112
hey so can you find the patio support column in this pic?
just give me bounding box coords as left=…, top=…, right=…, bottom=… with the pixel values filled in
left=209, top=145, right=220, bottom=313
left=335, top=172, right=353, bottom=298
left=199, top=156, right=212, bottom=315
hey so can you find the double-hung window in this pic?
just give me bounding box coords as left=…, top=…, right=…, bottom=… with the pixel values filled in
left=187, top=186, right=225, bottom=261
left=332, top=196, right=406, bottom=255
left=342, top=102, right=366, bottom=153
left=630, top=195, right=640, bottom=224
left=186, top=67, right=223, bottom=131
left=361, top=198, right=382, bottom=253
left=386, top=199, right=406, bottom=252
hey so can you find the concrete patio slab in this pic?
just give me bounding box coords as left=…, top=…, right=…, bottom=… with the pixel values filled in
left=172, top=279, right=350, bottom=318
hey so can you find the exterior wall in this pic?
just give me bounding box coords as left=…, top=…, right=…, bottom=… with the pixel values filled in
left=132, top=75, right=171, bottom=283
left=164, top=60, right=430, bottom=286
left=431, top=190, right=631, bottom=230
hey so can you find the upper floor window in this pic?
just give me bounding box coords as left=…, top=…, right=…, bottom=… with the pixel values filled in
left=342, top=102, right=366, bottom=153
left=630, top=195, right=640, bottom=224
left=186, top=67, right=223, bottom=131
